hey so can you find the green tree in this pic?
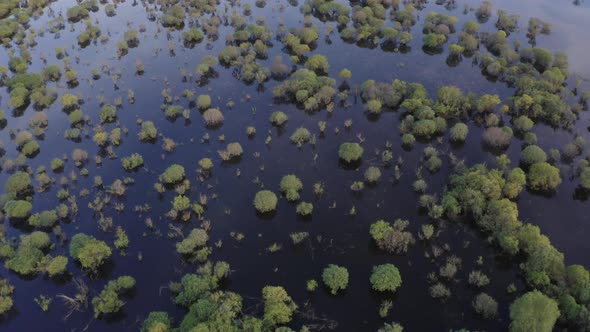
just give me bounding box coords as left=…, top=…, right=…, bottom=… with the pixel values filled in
left=159, top=164, right=185, bottom=184
left=4, top=200, right=32, bottom=218
left=69, top=233, right=112, bottom=271
left=338, top=142, right=364, bottom=163
left=92, top=276, right=136, bottom=317
left=280, top=175, right=303, bottom=201
left=580, top=167, right=590, bottom=190
left=370, top=264, right=402, bottom=293
left=450, top=122, right=469, bottom=142
left=141, top=312, right=172, bottom=332
left=46, top=256, right=68, bottom=277
left=339, top=69, right=352, bottom=81
left=138, top=121, right=158, bottom=141
left=527, top=162, right=561, bottom=191
left=262, top=286, right=297, bottom=327
left=5, top=171, right=31, bottom=198
left=520, top=145, right=547, bottom=166
left=509, top=291, right=559, bottom=332
left=304, top=54, right=329, bottom=74
left=566, top=265, right=590, bottom=303
left=473, top=293, right=498, bottom=319
left=254, top=190, right=278, bottom=213
left=322, top=264, right=349, bottom=295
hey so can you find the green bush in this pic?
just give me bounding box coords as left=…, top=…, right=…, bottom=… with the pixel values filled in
left=6, top=231, right=51, bottom=275
left=473, top=293, right=498, bottom=319
left=198, top=158, right=213, bottom=171
left=509, top=291, right=559, bottom=332
left=338, top=142, right=363, bottom=163
left=280, top=175, right=303, bottom=201
left=527, top=162, right=561, bottom=191
left=92, top=276, right=136, bottom=317
left=364, top=166, right=382, bottom=183
left=219, top=142, right=243, bottom=161
left=413, top=119, right=437, bottom=137
left=161, top=5, right=185, bottom=27
left=159, top=164, right=185, bottom=184
left=322, top=264, right=349, bottom=295
left=514, top=115, right=534, bottom=132
left=304, top=54, right=329, bottom=74
left=197, top=94, right=211, bottom=110
left=22, top=140, right=40, bottom=157
left=122, top=153, right=144, bottom=171
left=369, top=219, right=415, bottom=254
left=99, top=104, right=117, bottom=123
left=402, top=133, right=416, bottom=147
left=138, top=121, right=157, bottom=141
left=290, top=127, right=311, bottom=145
left=183, top=27, right=203, bottom=43
left=4, top=200, right=32, bottom=218
left=262, top=286, right=297, bottom=327
left=450, top=122, right=469, bottom=142
left=580, top=167, right=590, bottom=190
left=69, top=233, right=112, bottom=271
left=46, top=256, right=68, bottom=277
left=0, top=279, right=14, bottom=314
left=141, top=312, right=172, bottom=332
left=520, top=145, right=547, bottom=166
left=269, top=111, right=288, bottom=126
left=370, top=264, right=402, bottom=293
left=254, top=190, right=278, bottom=213
left=296, top=202, right=313, bottom=216
left=176, top=228, right=208, bottom=254
left=28, top=210, right=58, bottom=228
left=51, top=158, right=64, bottom=171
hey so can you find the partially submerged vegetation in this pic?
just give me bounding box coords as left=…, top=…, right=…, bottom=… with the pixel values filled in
left=0, top=0, right=589, bottom=331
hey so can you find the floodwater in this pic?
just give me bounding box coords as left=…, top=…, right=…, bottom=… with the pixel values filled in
left=0, top=0, right=589, bottom=331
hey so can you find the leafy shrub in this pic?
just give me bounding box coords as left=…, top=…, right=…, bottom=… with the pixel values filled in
left=0, top=279, right=14, bottom=314
left=194, top=93, right=210, bottom=108
left=369, top=219, right=415, bottom=254
left=69, top=233, right=112, bottom=271
left=159, top=164, right=185, bottom=184
left=99, top=104, right=116, bottom=123
left=4, top=200, right=32, bottom=218
left=364, top=166, right=382, bottom=183
left=254, top=190, right=278, bottom=213
left=203, top=108, right=224, bottom=126
left=483, top=126, right=512, bottom=148
left=176, top=229, right=209, bottom=255
left=218, top=142, right=243, bottom=161
left=370, top=264, right=402, bottom=293
left=290, top=127, right=311, bottom=145
left=28, top=210, right=58, bottom=228
left=527, top=162, right=561, bottom=191
left=46, top=256, right=68, bottom=277
left=269, top=111, right=288, bottom=126
left=322, top=264, right=349, bottom=295
left=472, top=293, right=498, bottom=319
left=296, top=202, right=313, bottom=216
left=280, top=175, right=303, bottom=201
left=141, top=312, right=172, bottom=332
left=450, top=122, right=469, bottom=142
left=122, top=153, right=144, bottom=171
left=138, top=121, right=158, bottom=141
left=520, top=145, right=547, bottom=166
left=262, top=286, right=297, bottom=327
left=92, top=276, right=136, bottom=317
left=183, top=27, right=203, bottom=43
left=509, top=291, right=559, bottom=332
left=338, top=142, right=363, bottom=163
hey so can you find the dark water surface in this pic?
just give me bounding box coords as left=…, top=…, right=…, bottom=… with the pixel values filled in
left=0, top=0, right=589, bottom=331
